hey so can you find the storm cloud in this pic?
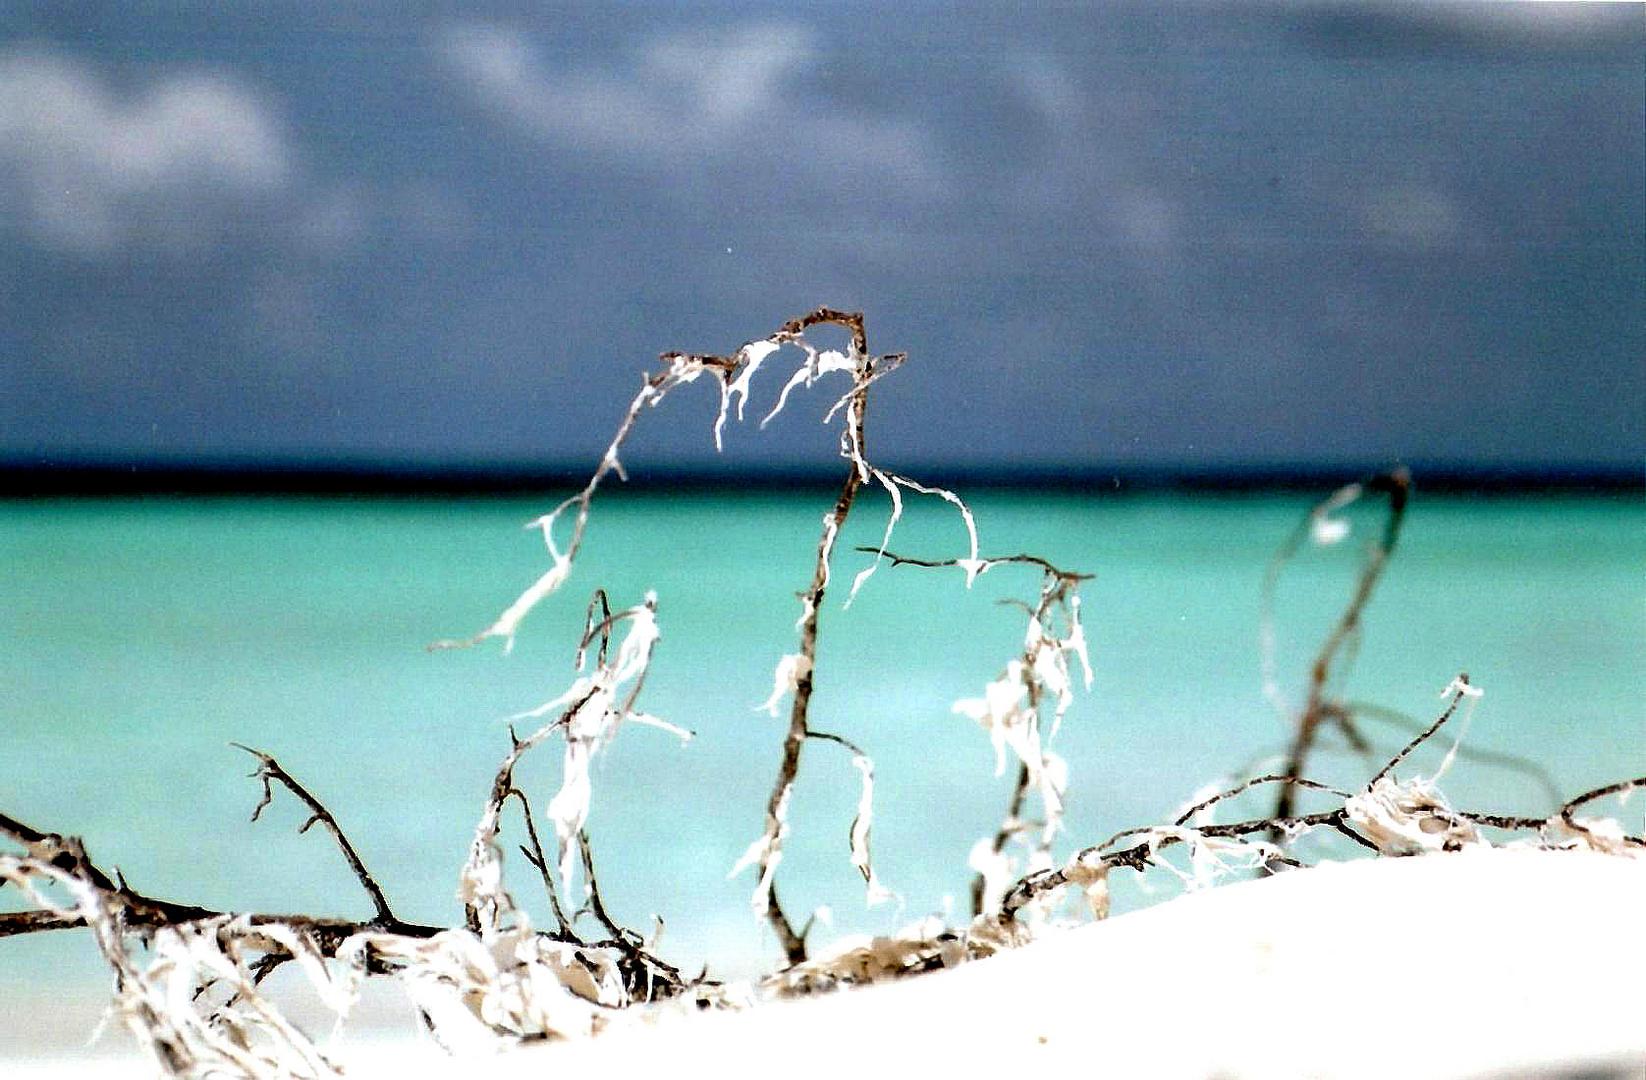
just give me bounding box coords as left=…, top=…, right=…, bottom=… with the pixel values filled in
left=2, top=4, right=1640, bottom=476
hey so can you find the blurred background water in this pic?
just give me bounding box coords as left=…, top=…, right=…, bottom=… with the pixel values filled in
left=4, top=488, right=1640, bottom=1011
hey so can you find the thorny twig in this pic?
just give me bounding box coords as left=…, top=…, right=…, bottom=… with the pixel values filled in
left=7, top=752, right=442, bottom=992
left=0, top=809, right=442, bottom=947
left=233, top=744, right=397, bottom=927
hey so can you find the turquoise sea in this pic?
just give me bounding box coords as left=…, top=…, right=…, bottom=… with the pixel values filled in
left=2, top=489, right=1642, bottom=1019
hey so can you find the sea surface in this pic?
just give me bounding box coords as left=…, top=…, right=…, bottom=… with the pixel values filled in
left=2, top=489, right=1642, bottom=1022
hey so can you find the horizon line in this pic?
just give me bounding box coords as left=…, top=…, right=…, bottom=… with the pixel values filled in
left=2, top=458, right=1640, bottom=498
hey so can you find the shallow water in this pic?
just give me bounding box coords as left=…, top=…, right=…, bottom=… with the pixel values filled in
left=2, top=489, right=1642, bottom=998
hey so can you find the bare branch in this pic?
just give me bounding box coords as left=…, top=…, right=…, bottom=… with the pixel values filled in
left=738, top=308, right=910, bottom=963
left=865, top=549, right=1093, bottom=916
left=0, top=809, right=442, bottom=947
left=504, top=786, right=576, bottom=940
left=871, top=551, right=1093, bottom=916
left=1000, top=669, right=1637, bottom=924
left=1347, top=700, right=1565, bottom=809
left=1367, top=674, right=1472, bottom=786
left=576, top=588, right=614, bottom=670
left=760, top=446, right=865, bottom=963
left=422, top=308, right=974, bottom=965
left=1267, top=467, right=1411, bottom=825
left=863, top=547, right=1092, bottom=583
left=461, top=708, right=576, bottom=934
left=1557, top=775, right=1646, bottom=849
left=806, top=730, right=868, bottom=757
left=971, top=761, right=1033, bottom=915
left=232, top=744, right=397, bottom=926
left=575, top=830, right=685, bottom=1000
left=0, top=908, right=85, bottom=937
left=1561, top=775, right=1646, bottom=819
left=1173, top=774, right=1352, bottom=826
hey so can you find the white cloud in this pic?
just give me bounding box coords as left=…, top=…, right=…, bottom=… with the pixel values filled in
left=435, top=22, right=944, bottom=195
left=0, top=48, right=290, bottom=254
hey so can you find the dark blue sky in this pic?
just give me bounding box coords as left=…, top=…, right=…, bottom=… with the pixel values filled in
left=2, top=3, right=1642, bottom=476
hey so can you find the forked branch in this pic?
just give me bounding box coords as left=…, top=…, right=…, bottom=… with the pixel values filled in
left=0, top=808, right=441, bottom=947
left=233, top=743, right=397, bottom=926
left=867, top=547, right=1093, bottom=916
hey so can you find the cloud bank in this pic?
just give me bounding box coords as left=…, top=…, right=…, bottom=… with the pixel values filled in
left=436, top=22, right=945, bottom=197
left=0, top=8, right=1638, bottom=471
left=0, top=48, right=290, bottom=255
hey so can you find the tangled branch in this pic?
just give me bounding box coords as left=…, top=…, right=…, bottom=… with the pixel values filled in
left=997, top=675, right=1644, bottom=922
left=6, top=317, right=1641, bottom=1073
left=1, top=590, right=697, bottom=1073
left=430, top=308, right=980, bottom=965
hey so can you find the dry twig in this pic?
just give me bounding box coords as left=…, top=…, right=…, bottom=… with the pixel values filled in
left=1262, top=467, right=1410, bottom=825
left=433, top=308, right=979, bottom=964
left=233, top=744, right=397, bottom=927
left=864, top=547, right=1094, bottom=916
left=996, top=674, right=1644, bottom=922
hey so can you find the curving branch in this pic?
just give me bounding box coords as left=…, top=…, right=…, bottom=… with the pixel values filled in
left=1558, top=776, right=1646, bottom=849
left=1366, top=674, right=1472, bottom=787
left=1265, top=467, right=1410, bottom=826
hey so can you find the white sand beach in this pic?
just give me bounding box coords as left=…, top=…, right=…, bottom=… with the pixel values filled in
left=518, top=848, right=1646, bottom=1080
left=15, top=847, right=1639, bottom=1078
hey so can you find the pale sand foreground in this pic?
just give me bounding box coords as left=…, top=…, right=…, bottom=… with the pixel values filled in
left=11, top=849, right=1645, bottom=1078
